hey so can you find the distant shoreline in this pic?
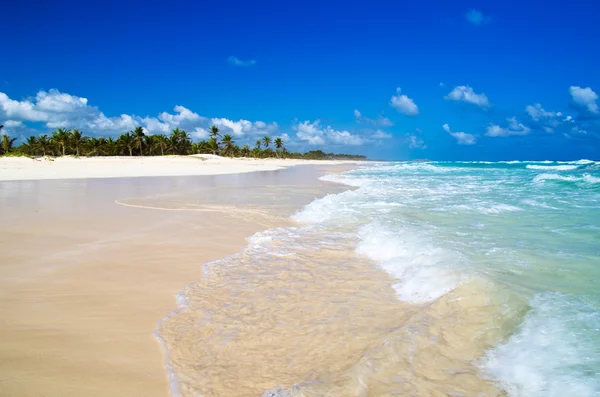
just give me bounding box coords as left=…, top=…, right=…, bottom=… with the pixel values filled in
left=0, top=155, right=367, bottom=181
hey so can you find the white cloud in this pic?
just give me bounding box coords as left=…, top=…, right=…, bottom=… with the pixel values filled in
left=525, top=103, right=562, bottom=121
left=227, top=56, right=257, bottom=67
left=210, top=118, right=278, bottom=138
left=569, top=86, right=599, bottom=114
left=0, top=89, right=278, bottom=141
left=354, top=109, right=394, bottom=126
left=443, top=123, right=476, bottom=145
left=0, top=89, right=399, bottom=151
left=3, top=120, right=23, bottom=127
left=524, top=103, right=565, bottom=132
left=36, top=90, right=88, bottom=112
left=485, top=117, right=531, bottom=137
left=191, top=127, right=210, bottom=140
left=294, top=120, right=364, bottom=146
left=445, top=86, right=490, bottom=107
left=0, top=92, right=48, bottom=121
left=373, top=129, right=393, bottom=139
left=465, top=9, right=490, bottom=26
left=390, top=88, right=419, bottom=116
left=407, top=135, right=426, bottom=149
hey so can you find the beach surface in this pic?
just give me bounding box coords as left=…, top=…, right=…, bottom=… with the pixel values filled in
left=0, top=155, right=362, bottom=181
left=0, top=160, right=355, bottom=397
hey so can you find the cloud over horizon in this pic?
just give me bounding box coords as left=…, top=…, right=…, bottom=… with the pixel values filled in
left=0, top=89, right=397, bottom=152
left=443, top=123, right=476, bottom=145
left=486, top=117, right=531, bottom=137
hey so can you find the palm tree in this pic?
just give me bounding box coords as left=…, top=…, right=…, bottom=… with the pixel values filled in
left=144, top=134, right=156, bottom=155
left=86, top=137, right=105, bottom=156
left=71, top=129, right=85, bottom=156
left=262, top=135, right=271, bottom=149
left=241, top=144, right=250, bottom=157
left=131, top=126, right=145, bottom=156
left=210, top=125, right=220, bottom=140
left=221, top=134, right=236, bottom=157
left=1, top=133, right=17, bottom=154
left=154, top=134, right=168, bottom=156
left=25, top=136, right=39, bottom=156
left=52, top=128, right=71, bottom=156
left=176, top=129, right=192, bottom=154
left=274, top=137, right=284, bottom=158
left=118, top=132, right=135, bottom=156
left=37, top=135, right=51, bottom=156
left=208, top=137, right=219, bottom=155
left=255, top=140, right=261, bottom=150
left=105, top=137, right=118, bottom=156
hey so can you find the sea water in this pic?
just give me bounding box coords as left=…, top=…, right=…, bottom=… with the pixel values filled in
left=158, top=160, right=600, bottom=397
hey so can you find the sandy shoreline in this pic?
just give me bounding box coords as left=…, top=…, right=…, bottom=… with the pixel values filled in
left=0, top=165, right=354, bottom=397
left=0, top=155, right=365, bottom=181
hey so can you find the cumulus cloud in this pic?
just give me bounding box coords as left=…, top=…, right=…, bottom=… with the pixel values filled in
left=227, top=56, right=257, bottom=67
left=407, top=135, right=426, bottom=149
left=525, top=103, right=562, bottom=121
left=465, top=9, right=490, bottom=26
left=0, top=89, right=277, bottom=142
left=373, top=129, right=393, bottom=139
left=0, top=89, right=399, bottom=151
left=294, top=120, right=364, bottom=146
left=390, top=88, right=419, bottom=116
left=354, top=109, right=394, bottom=127
left=211, top=117, right=278, bottom=137
left=445, top=86, right=490, bottom=107
left=524, top=103, right=564, bottom=132
left=569, top=86, right=599, bottom=115
left=443, top=123, right=476, bottom=145
left=485, top=117, right=531, bottom=137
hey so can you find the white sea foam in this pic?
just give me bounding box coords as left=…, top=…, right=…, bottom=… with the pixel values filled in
left=355, top=223, right=461, bottom=303
left=534, top=173, right=600, bottom=184
left=320, top=173, right=367, bottom=187
left=520, top=199, right=558, bottom=210
left=481, top=293, right=600, bottom=397
left=526, top=165, right=579, bottom=171
left=477, top=204, right=524, bottom=214
left=583, top=174, right=600, bottom=184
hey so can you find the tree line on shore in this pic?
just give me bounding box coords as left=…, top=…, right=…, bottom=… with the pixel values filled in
left=0, top=124, right=366, bottom=160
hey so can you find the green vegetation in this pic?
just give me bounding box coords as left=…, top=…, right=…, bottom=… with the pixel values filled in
left=0, top=124, right=367, bottom=160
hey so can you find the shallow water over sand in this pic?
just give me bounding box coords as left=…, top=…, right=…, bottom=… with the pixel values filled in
left=157, top=225, right=513, bottom=397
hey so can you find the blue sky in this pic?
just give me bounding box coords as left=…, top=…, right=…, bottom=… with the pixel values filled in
left=1, top=0, right=599, bottom=160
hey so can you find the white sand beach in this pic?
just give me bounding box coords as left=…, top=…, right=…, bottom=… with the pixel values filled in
left=0, top=161, right=358, bottom=397
left=0, top=155, right=364, bottom=181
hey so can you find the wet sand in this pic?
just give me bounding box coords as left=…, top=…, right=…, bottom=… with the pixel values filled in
left=0, top=166, right=351, bottom=397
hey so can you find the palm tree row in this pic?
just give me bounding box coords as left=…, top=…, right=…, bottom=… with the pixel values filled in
left=1, top=124, right=366, bottom=160
left=1, top=125, right=293, bottom=158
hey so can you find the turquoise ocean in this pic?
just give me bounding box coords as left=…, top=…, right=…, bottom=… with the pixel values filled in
left=299, top=160, right=600, bottom=396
